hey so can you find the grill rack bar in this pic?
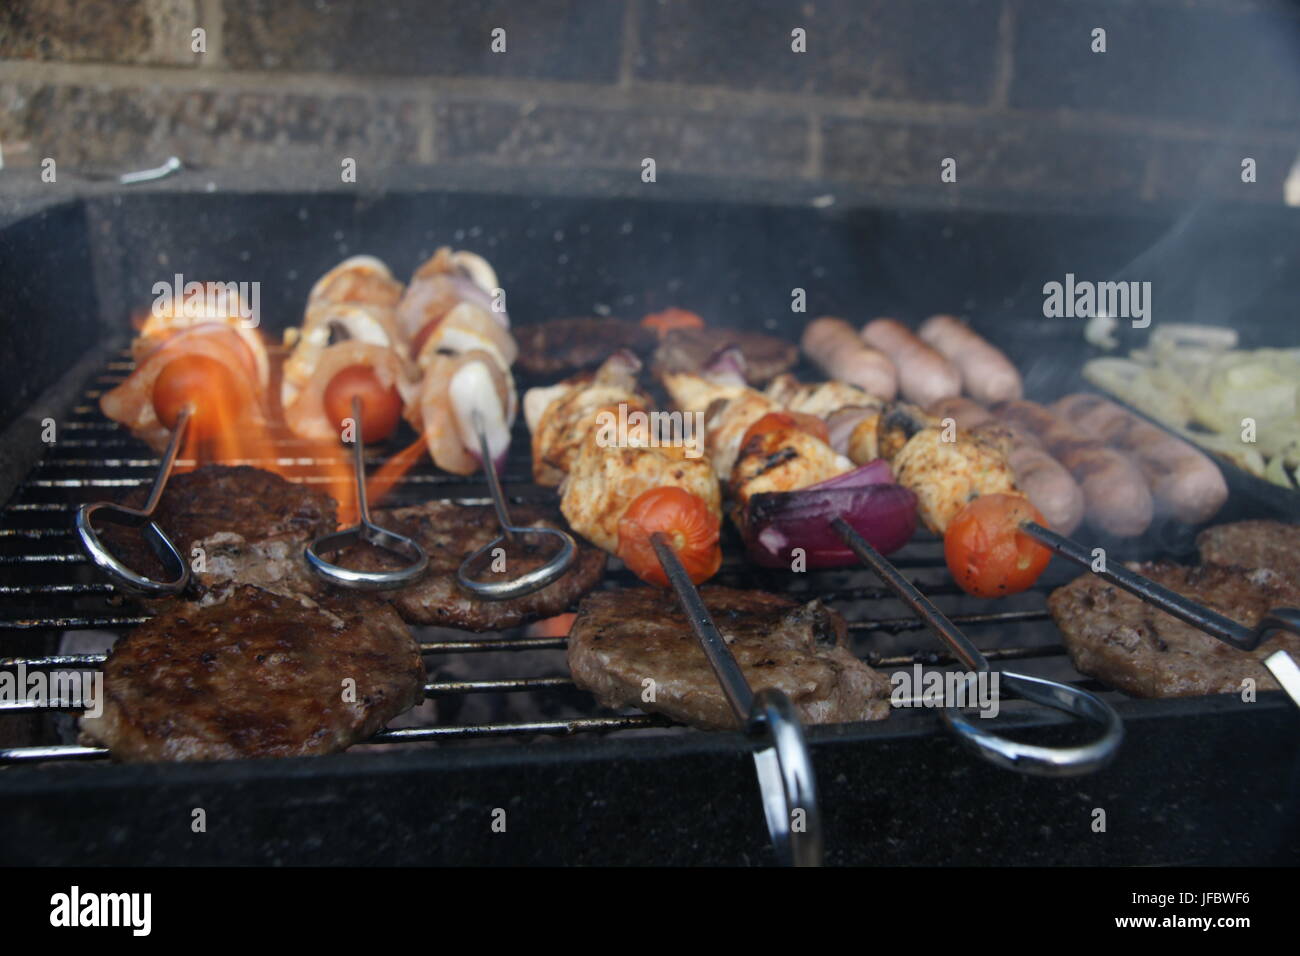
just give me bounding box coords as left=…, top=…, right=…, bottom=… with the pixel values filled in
left=0, top=352, right=1107, bottom=765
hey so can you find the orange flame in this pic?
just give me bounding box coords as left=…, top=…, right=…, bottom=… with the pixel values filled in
left=156, top=337, right=360, bottom=527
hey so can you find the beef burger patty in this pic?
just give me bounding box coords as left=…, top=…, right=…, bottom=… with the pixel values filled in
left=568, top=585, right=891, bottom=730
left=1048, top=561, right=1300, bottom=698
left=81, top=585, right=426, bottom=762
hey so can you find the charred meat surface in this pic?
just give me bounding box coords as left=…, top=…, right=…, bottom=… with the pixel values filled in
left=514, top=317, right=656, bottom=378
left=1197, top=521, right=1299, bottom=575
left=329, top=501, right=607, bottom=630
left=81, top=586, right=425, bottom=762
left=100, top=465, right=337, bottom=602
left=652, top=326, right=798, bottom=386
left=1048, top=562, right=1300, bottom=698
left=568, top=586, right=891, bottom=730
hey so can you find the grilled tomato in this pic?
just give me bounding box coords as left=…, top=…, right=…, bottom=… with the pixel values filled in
left=323, top=364, right=403, bottom=443
left=945, top=493, right=1052, bottom=598
left=152, top=353, right=246, bottom=433
left=641, top=307, right=705, bottom=336
left=740, top=410, right=830, bottom=448
left=617, top=486, right=722, bottom=588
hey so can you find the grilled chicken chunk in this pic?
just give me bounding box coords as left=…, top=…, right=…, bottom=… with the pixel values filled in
left=878, top=405, right=1018, bottom=534
left=100, top=465, right=337, bottom=604
left=328, top=501, right=607, bottom=631
left=514, top=317, right=657, bottom=378
left=81, top=585, right=425, bottom=762
left=729, top=417, right=852, bottom=511
left=1197, top=521, right=1300, bottom=575
left=560, top=438, right=721, bottom=553
left=526, top=352, right=650, bottom=486
left=568, top=586, right=891, bottom=730
left=1048, top=562, right=1300, bottom=698
left=763, top=374, right=881, bottom=420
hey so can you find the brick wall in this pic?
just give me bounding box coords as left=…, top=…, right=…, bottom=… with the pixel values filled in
left=2, top=0, right=1299, bottom=206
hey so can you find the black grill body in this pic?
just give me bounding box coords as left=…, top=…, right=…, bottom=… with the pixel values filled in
left=0, top=190, right=1296, bottom=865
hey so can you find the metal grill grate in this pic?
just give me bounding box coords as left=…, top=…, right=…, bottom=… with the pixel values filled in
left=0, top=351, right=1115, bottom=765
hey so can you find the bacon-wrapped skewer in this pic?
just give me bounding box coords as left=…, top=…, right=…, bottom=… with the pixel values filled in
left=102, top=286, right=272, bottom=452
left=282, top=256, right=416, bottom=445
left=399, top=248, right=517, bottom=474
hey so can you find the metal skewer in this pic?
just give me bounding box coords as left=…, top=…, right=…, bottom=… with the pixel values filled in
left=650, top=532, right=823, bottom=867
left=75, top=404, right=193, bottom=596
left=456, top=410, right=577, bottom=600
left=1022, top=521, right=1300, bottom=708
left=306, top=397, right=429, bottom=590
left=832, top=518, right=1125, bottom=776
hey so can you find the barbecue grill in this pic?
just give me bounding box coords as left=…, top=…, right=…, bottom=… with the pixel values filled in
left=0, top=187, right=1296, bottom=866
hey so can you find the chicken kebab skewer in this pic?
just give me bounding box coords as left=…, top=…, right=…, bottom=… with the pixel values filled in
left=662, top=354, right=1126, bottom=775
left=524, top=352, right=828, bottom=864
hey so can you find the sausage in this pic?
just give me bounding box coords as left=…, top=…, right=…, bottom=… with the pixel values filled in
left=993, top=399, right=1153, bottom=538
left=801, top=317, right=897, bottom=400
left=1052, top=393, right=1228, bottom=525
left=918, top=315, right=1023, bottom=404
left=927, top=397, right=1086, bottom=535
left=860, top=317, right=961, bottom=407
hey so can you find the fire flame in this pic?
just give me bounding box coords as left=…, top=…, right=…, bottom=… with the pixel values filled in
left=133, top=300, right=434, bottom=527
left=158, top=339, right=361, bottom=526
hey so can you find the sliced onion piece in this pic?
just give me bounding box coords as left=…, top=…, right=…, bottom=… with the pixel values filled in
left=702, top=346, right=748, bottom=386
left=804, top=458, right=892, bottom=491
left=744, top=483, right=917, bottom=569
left=450, top=360, right=512, bottom=471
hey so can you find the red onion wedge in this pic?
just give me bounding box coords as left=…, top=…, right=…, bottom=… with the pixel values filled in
left=744, top=482, right=917, bottom=569
left=702, top=345, right=748, bottom=386
left=804, top=458, right=892, bottom=490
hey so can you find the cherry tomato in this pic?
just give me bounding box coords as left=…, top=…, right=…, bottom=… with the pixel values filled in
left=617, top=486, right=722, bottom=588
left=641, top=308, right=705, bottom=336
left=741, top=410, right=830, bottom=448
left=945, top=493, right=1052, bottom=598
left=151, top=354, right=243, bottom=433
left=323, top=364, right=403, bottom=443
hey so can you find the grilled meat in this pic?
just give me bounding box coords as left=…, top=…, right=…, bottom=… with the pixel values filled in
left=526, top=352, right=650, bottom=486
left=568, top=586, right=891, bottom=730
left=764, top=374, right=881, bottom=420
left=1048, top=562, right=1300, bottom=698
left=877, top=406, right=1018, bottom=533
left=560, top=438, right=720, bottom=553
left=514, top=317, right=656, bottom=378
left=329, top=501, right=607, bottom=630
left=652, top=327, right=797, bottom=386
left=81, top=585, right=425, bottom=762
left=100, top=465, right=337, bottom=603
left=1197, top=521, right=1299, bottom=575
left=729, top=417, right=851, bottom=511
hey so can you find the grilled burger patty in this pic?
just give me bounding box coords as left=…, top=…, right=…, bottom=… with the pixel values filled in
left=81, top=585, right=425, bottom=762
left=652, top=326, right=798, bottom=386
left=514, top=317, right=657, bottom=378
left=329, top=501, right=607, bottom=631
left=1197, top=520, right=1299, bottom=574
left=568, top=586, right=891, bottom=730
left=101, top=464, right=337, bottom=601
left=1048, top=562, right=1300, bottom=698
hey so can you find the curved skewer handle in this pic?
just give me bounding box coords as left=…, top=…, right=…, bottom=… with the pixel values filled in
left=651, top=532, right=824, bottom=866
left=456, top=410, right=577, bottom=601
left=305, top=398, right=429, bottom=591
left=74, top=405, right=192, bottom=596
left=831, top=517, right=1125, bottom=777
